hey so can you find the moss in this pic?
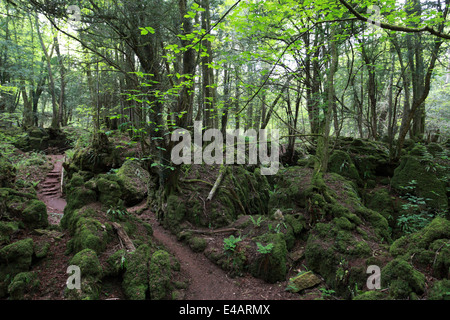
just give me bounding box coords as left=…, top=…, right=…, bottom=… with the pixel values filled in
left=122, top=244, right=151, bottom=300
left=328, top=150, right=361, bottom=184
left=0, top=221, right=20, bottom=244
left=353, top=290, right=388, bottom=300
left=389, top=217, right=450, bottom=278
left=116, top=160, right=150, bottom=206
left=381, top=258, right=426, bottom=298
left=428, top=279, right=450, bottom=300
left=334, top=216, right=355, bottom=231
left=34, top=241, right=50, bottom=259
left=284, top=214, right=306, bottom=237
left=7, top=271, right=40, bottom=300
left=104, top=249, right=127, bottom=277
left=65, top=248, right=103, bottom=300
left=164, top=194, right=187, bottom=233
left=61, top=187, right=97, bottom=222
left=67, top=216, right=112, bottom=254
left=250, top=233, right=287, bottom=283
left=96, top=177, right=122, bottom=208
left=0, top=154, right=16, bottom=188
left=0, top=238, right=34, bottom=298
left=366, top=188, right=394, bottom=221
left=69, top=248, right=103, bottom=278
left=21, top=199, right=48, bottom=229
left=391, top=154, right=448, bottom=211
left=148, top=250, right=172, bottom=300
left=188, top=237, right=207, bottom=253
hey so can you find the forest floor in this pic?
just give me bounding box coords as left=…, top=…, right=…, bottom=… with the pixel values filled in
left=28, top=154, right=320, bottom=300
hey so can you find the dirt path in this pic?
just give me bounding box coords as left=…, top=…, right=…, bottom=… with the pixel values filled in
left=141, top=211, right=300, bottom=300
left=37, top=155, right=66, bottom=225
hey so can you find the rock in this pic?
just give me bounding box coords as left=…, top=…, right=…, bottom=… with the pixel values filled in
left=7, top=271, right=40, bottom=300
left=381, top=258, right=426, bottom=299
left=0, top=238, right=34, bottom=297
left=250, top=233, right=287, bottom=283
left=0, top=154, right=16, bottom=188
left=428, top=279, right=450, bottom=300
left=328, top=150, right=361, bottom=184
left=122, top=244, right=151, bottom=300
left=65, top=248, right=103, bottom=300
left=148, top=250, right=172, bottom=300
left=389, top=217, right=450, bottom=279
left=289, top=248, right=305, bottom=263
left=391, top=146, right=448, bottom=211
left=287, top=271, right=321, bottom=292
left=116, top=160, right=150, bottom=206
left=21, top=199, right=48, bottom=229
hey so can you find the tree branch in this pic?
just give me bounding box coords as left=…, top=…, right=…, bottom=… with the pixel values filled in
left=338, top=0, right=450, bottom=40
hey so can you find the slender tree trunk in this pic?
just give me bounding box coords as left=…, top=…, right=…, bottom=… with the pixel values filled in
left=35, top=16, right=58, bottom=129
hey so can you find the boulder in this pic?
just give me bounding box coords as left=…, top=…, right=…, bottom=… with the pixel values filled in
left=287, top=271, right=321, bottom=292
left=116, top=160, right=150, bottom=206
left=0, top=238, right=34, bottom=297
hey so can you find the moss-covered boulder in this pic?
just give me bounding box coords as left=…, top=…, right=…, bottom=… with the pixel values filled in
left=7, top=271, right=40, bottom=300
left=250, top=233, right=287, bottom=283
left=0, top=154, right=16, bottom=188
left=391, top=146, right=448, bottom=211
left=96, top=177, right=122, bottom=208
left=267, top=166, right=312, bottom=214
left=389, top=217, right=450, bottom=279
left=188, top=237, right=207, bottom=253
left=0, top=238, right=34, bottom=298
left=353, top=290, right=388, bottom=300
left=328, top=150, right=361, bottom=184
left=65, top=248, right=103, bottom=300
left=381, top=258, right=426, bottom=299
left=122, top=244, right=151, bottom=300
left=21, top=199, right=48, bottom=229
left=116, top=160, right=150, bottom=206
left=286, top=271, right=322, bottom=293
left=148, top=250, right=172, bottom=300
left=365, top=188, right=396, bottom=227
left=0, top=221, right=20, bottom=245
left=428, top=279, right=450, bottom=300
left=67, top=216, right=112, bottom=254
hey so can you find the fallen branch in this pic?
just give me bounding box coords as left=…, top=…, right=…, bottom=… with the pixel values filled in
left=207, top=165, right=226, bottom=201
left=110, top=222, right=136, bottom=252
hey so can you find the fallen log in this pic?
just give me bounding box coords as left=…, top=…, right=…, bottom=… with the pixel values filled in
left=110, top=221, right=136, bottom=252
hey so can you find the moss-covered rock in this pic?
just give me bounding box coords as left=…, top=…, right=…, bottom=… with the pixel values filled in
left=250, top=233, right=287, bottom=283
left=328, top=150, right=361, bottom=184
left=0, top=221, right=20, bottom=244
left=188, top=237, right=207, bottom=253
left=67, top=216, right=112, bottom=254
left=286, top=271, right=321, bottom=292
left=96, top=177, right=122, bottom=208
left=21, top=199, right=48, bottom=229
left=148, top=250, right=172, bottom=300
left=0, top=154, right=16, bottom=188
left=389, top=217, right=450, bottom=278
left=391, top=147, right=448, bottom=211
left=428, top=279, right=450, bottom=300
left=116, top=160, right=150, bottom=206
left=352, top=290, right=388, bottom=300
left=381, top=258, right=426, bottom=299
left=65, top=248, right=103, bottom=300
left=0, top=238, right=34, bottom=298
left=365, top=188, right=395, bottom=222
left=122, top=244, right=151, bottom=300
left=7, top=271, right=40, bottom=300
